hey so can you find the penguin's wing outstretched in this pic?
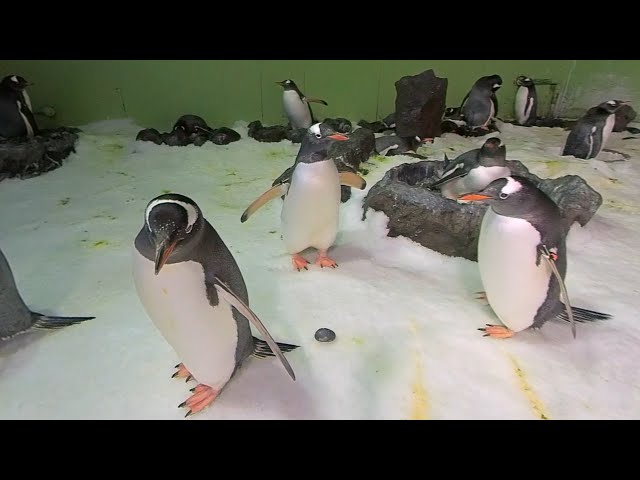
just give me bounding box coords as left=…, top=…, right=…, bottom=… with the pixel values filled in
left=240, top=182, right=290, bottom=223
left=339, top=171, right=367, bottom=189
left=537, top=244, right=576, bottom=339
left=213, top=276, right=296, bottom=381
left=305, top=97, right=328, bottom=106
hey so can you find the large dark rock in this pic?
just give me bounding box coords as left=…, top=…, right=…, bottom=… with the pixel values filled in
left=394, top=69, right=448, bottom=140
left=0, top=127, right=80, bottom=181
left=613, top=104, right=637, bottom=132
left=327, top=127, right=375, bottom=171
left=362, top=159, right=603, bottom=261
left=248, top=120, right=287, bottom=143
left=210, top=127, right=241, bottom=145
left=285, top=127, right=306, bottom=144
left=323, top=117, right=353, bottom=134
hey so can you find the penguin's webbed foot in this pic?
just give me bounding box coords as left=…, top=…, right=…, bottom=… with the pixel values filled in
left=179, top=384, right=220, bottom=418
left=172, top=363, right=194, bottom=382
left=478, top=324, right=515, bottom=339
left=292, top=254, right=309, bottom=271
left=316, top=254, right=338, bottom=269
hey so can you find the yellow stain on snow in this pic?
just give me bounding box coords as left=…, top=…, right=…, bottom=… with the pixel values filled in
left=508, top=355, right=550, bottom=420
left=408, top=320, right=429, bottom=420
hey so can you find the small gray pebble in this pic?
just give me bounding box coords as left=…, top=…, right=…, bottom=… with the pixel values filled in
left=315, top=328, right=336, bottom=342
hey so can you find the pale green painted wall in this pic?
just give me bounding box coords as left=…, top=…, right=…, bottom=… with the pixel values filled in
left=1, top=60, right=639, bottom=131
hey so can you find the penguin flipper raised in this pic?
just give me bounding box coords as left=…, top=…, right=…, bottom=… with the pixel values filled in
left=213, top=277, right=297, bottom=381
left=240, top=183, right=289, bottom=223
left=306, top=97, right=328, bottom=106
left=339, top=171, right=367, bottom=190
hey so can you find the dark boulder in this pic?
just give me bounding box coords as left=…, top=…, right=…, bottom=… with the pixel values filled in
left=248, top=120, right=287, bottom=143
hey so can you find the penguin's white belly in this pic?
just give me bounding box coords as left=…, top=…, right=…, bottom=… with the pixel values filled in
left=132, top=250, right=238, bottom=390
left=281, top=161, right=341, bottom=254
left=514, top=87, right=529, bottom=124
left=601, top=113, right=615, bottom=153
left=442, top=166, right=510, bottom=200
left=16, top=100, right=33, bottom=137
left=283, top=91, right=312, bottom=129
left=478, top=209, right=552, bottom=332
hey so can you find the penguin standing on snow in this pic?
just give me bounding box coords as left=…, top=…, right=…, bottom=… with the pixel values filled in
left=460, top=74, right=502, bottom=130
left=1, top=245, right=94, bottom=342
left=514, top=75, right=537, bottom=126
left=277, top=79, right=328, bottom=129
left=458, top=176, right=612, bottom=339
left=0, top=75, right=39, bottom=139
left=562, top=99, right=629, bottom=159
left=429, top=137, right=510, bottom=200
left=132, top=193, right=299, bottom=417
left=240, top=123, right=367, bottom=271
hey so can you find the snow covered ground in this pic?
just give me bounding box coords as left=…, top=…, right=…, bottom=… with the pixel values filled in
left=0, top=118, right=639, bottom=420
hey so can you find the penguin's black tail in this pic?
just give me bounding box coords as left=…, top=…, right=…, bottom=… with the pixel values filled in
left=252, top=337, right=300, bottom=359
left=557, top=306, right=612, bottom=323
left=31, top=312, right=95, bottom=330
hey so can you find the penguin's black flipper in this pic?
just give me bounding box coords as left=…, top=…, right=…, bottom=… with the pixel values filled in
left=557, top=306, right=612, bottom=323
left=626, top=127, right=640, bottom=134
left=252, top=338, right=300, bottom=358
left=240, top=182, right=289, bottom=223
left=31, top=312, right=95, bottom=330
left=429, top=165, right=468, bottom=189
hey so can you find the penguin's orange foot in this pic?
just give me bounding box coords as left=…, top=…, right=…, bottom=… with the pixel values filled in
left=292, top=254, right=309, bottom=271
left=478, top=324, right=515, bottom=339
left=316, top=255, right=338, bottom=268
left=179, top=384, right=220, bottom=417
left=172, top=363, right=193, bottom=382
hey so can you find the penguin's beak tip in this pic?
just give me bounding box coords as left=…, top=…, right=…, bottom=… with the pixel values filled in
left=154, top=241, right=177, bottom=275
left=458, top=193, right=492, bottom=202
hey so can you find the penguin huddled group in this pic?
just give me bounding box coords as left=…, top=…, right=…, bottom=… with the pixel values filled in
left=1, top=69, right=623, bottom=419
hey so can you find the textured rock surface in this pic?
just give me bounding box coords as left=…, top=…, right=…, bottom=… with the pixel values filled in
left=248, top=121, right=287, bottom=143
left=362, top=159, right=603, bottom=261
left=394, top=69, right=448, bottom=139
left=0, top=127, right=80, bottom=181
left=613, top=104, right=637, bottom=132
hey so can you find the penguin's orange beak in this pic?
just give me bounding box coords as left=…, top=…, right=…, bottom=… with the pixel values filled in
left=328, top=134, right=349, bottom=141
left=155, top=240, right=177, bottom=275
left=458, top=193, right=492, bottom=201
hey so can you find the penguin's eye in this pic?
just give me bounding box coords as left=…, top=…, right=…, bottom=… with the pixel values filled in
left=315, top=133, right=322, bottom=139
left=499, top=193, right=509, bottom=199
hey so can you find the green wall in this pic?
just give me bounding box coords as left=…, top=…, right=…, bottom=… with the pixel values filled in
left=1, top=60, right=639, bottom=130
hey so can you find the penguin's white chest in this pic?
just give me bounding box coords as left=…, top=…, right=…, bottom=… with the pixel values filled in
left=281, top=160, right=341, bottom=254
left=477, top=209, right=552, bottom=332
left=283, top=90, right=312, bottom=129
left=132, top=249, right=238, bottom=390
left=514, top=87, right=531, bottom=124
left=601, top=113, right=615, bottom=152
left=16, top=100, right=34, bottom=137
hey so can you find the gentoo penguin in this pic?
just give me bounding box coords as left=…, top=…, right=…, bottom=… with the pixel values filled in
left=374, top=134, right=424, bottom=157
left=429, top=137, right=510, bottom=200
left=514, top=75, right=537, bottom=126
left=277, top=79, right=328, bottom=130
left=461, top=74, right=502, bottom=130
left=562, top=100, right=629, bottom=159
left=132, top=193, right=299, bottom=417
left=240, top=123, right=367, bottom=271
left=0, top=245, right=94, bottom=342
left=0, top=75, right=39, bottom=139
left=458, top=176, right=611, bottom=339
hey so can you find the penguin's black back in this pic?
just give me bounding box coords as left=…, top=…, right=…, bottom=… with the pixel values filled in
left=0, top=246, right=37, bottom=339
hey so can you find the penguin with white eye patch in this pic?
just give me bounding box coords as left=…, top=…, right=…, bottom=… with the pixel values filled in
left=458, top=176, right=612, bottom=339
left=276, top=79, right=328, bottom=129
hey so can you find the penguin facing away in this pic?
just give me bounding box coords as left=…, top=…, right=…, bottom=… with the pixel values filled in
left=0, top=245, right=95, bottom=342
left=240, top=123, right=367, bottom=271
left=458, top=176, right=612, bottom=339
left=460, top=74, right=502, bottom=130
left=430, top=137, right=510, bottom=200
left=514, top=75, right=537, bottom=126
left=132, top=193, right=299, bottom=417
left=562, top=99, right=629, bottom=160
left=277, top=79, right=328, bottom=130
left=0, top=74, right=39, bottom=139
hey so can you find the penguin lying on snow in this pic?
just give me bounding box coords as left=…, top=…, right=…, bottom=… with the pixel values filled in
left=0, top=74, right=39, bottom=139
left=374, top=134, right=426, bottom=158
left=514, top=75, right=537, bottom=126
left=1, top=246, right=94, bottom=342
left=132, top=193, right=299, bottom=417
left=240, top=123, right=367, bottom=271
left=562, top=100, right=629, bottom=160
left=458, top=176, right=612, bottom=339
left=277, top=79, right=328, bottom=130
left=429, top=137, right=509, bottom=200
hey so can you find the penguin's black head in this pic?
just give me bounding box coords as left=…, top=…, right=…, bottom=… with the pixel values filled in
left=458, top=175, right=547, bottom=216
left=144, top=193, right=204, bottom=275
left=479, top=137, right=506, bottom=164
left=276, top=79, right=298, bottom=91
left=297, top=123, right=349, bottom=163
left=477, top=74, right=502, bottom=92
left=1, top=75, right=32, bottom=91
left=598, top=99, right=630, bottom=114
left=516, top=75, right=534, bottom=87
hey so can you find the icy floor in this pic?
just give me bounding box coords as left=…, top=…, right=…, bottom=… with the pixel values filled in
left=1, top=118, right=639, bottom=420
